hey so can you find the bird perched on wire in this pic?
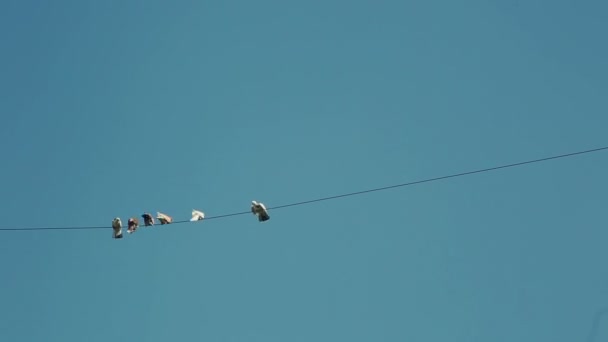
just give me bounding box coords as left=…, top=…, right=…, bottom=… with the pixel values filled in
left=112, top=217, right=123, bottom=239
left=251, top=201, right=270, bottom=222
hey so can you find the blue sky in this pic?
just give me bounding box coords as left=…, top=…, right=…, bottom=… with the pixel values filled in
left=0, top=0, right=607, bottom=341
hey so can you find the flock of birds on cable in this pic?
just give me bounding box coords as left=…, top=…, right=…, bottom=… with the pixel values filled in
left=111, top=200, right=270, bottom=239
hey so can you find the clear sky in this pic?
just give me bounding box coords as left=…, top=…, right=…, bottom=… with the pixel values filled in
left=1, top=0, right=607, bottom=341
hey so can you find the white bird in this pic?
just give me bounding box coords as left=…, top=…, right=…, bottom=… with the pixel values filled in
left=157, top=212, right=172, bottom=225
left=191, top=209, right=205, bottom=221
left=251, top=200, right=270, bottom=222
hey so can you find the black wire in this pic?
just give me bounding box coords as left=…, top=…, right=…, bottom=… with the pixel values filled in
left=270, top=146, right=608, bottom=209
left=2, top=145, right=607, bottom=231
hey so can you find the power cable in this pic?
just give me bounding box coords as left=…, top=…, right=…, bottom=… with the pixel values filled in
left=1, top=145, right=607, bottom=231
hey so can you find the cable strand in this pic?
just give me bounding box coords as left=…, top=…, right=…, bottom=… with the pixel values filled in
left=2, top=146, right=607, bottom=231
